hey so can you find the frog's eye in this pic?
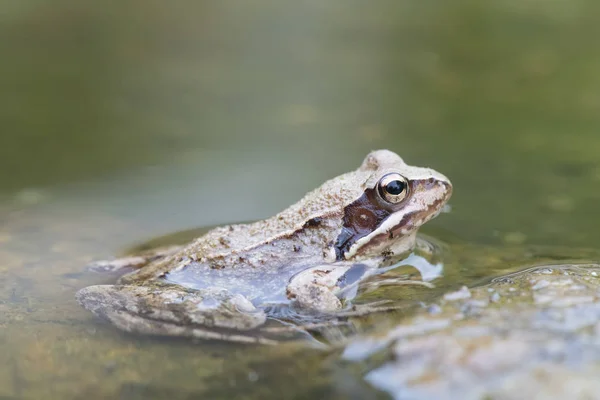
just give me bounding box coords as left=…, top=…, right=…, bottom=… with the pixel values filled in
left=377, top=173, right=409, bottom=204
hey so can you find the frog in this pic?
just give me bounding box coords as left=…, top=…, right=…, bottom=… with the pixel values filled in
left=76, top=150, right=452, bottom=344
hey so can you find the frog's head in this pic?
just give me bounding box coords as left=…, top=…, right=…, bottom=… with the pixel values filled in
left=333, top=149, right=452, bottom=261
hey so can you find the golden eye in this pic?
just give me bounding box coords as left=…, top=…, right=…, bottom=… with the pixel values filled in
left=377, top=173, right=409, bottom=204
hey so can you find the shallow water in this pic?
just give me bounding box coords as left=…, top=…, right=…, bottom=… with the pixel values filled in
left=2, top=0, right=600, bottom=398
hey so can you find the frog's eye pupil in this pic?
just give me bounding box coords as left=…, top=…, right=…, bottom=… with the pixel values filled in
left=377, top=173, right=409, bottom=204
left=386, top=180, right=405, bottom=195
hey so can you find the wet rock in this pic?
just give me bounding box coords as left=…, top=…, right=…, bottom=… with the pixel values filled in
left=348, top=264, right=600, bottom=400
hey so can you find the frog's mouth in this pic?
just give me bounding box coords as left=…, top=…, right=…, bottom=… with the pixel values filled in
left=334, top=179, right=452, bottom=260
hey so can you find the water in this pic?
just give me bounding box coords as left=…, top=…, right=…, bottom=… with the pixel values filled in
left=2, top=0, right=600, bottom=398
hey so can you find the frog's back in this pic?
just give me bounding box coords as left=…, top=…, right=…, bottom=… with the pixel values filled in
left=180, top=170, right=370, bottom=260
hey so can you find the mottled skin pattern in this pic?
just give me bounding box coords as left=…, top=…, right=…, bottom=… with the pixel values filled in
left=76, top=150, right=452, bottom=343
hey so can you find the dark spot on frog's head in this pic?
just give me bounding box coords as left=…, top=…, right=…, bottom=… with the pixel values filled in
left=293, top=245, right=301, bottom=252
left=333, top=188, right=392, bottom=260
left=303, top=217, right=323, bottom=227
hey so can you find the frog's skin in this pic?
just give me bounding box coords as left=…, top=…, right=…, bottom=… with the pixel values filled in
left=76, top=150, right=452, bottom=344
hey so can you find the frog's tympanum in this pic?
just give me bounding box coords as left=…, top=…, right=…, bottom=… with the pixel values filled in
left=76, top=150, right=452, bottom=343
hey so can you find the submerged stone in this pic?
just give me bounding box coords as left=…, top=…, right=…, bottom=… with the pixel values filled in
left=348, top=264, right=600, bottom=400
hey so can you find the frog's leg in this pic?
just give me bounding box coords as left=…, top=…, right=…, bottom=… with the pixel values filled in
left=76, top=284, right=274, bottom=344
left=288, top=255, right=441, bottom=315
left=286, top=264, right=359, bottom=313
left=86, top=246, right=182, bottom=274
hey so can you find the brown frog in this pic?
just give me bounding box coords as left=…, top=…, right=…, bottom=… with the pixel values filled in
left=76, top=150, right=452, bottom=343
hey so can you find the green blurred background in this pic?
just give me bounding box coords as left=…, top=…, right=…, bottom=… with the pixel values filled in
left=3, top=0, right=600, bottom=248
